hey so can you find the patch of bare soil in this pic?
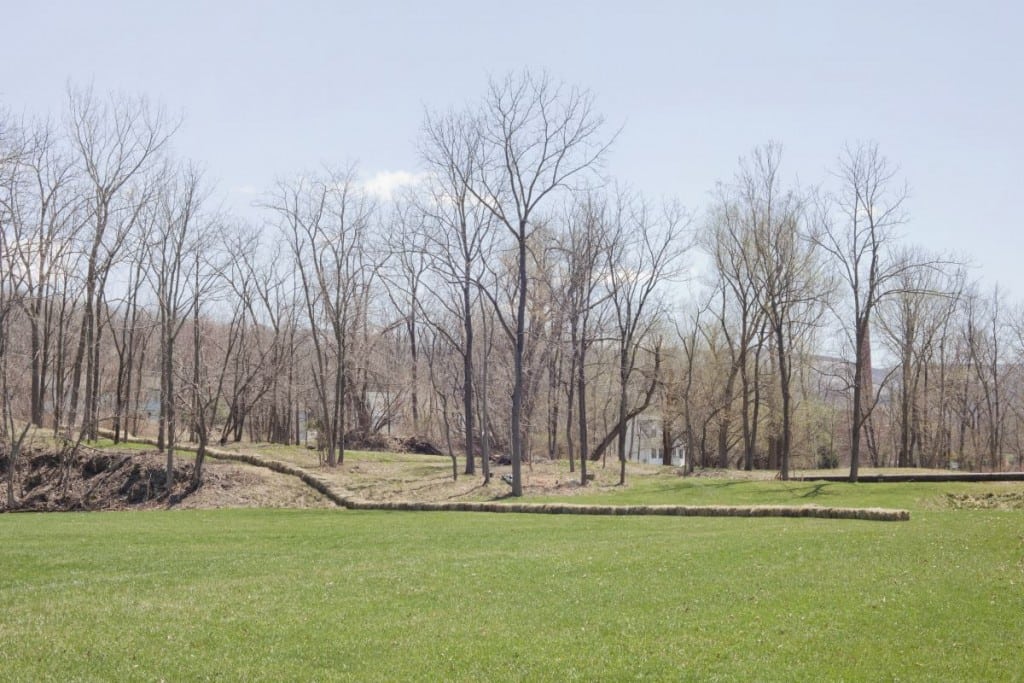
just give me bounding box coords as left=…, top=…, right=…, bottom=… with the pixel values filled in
left=2, top=447, right=333, bottom=512
left=946, top=491, right=1024, bottom=510
left=328, top=456, right=683, bottom=502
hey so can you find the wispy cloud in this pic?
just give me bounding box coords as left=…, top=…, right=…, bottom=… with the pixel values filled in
left=362, top=170, right=427, bottom=200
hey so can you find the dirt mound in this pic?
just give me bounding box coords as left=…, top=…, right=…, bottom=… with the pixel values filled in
left=3, top=446, right=334, bottom=512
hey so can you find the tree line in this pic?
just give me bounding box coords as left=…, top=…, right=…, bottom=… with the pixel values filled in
left=2, top=73, right=1022, bottom=506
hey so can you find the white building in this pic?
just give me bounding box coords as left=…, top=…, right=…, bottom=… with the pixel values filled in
left=624, top=412, right=685, bottom=467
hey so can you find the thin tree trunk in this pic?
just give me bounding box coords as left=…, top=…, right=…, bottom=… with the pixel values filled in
left=510, top=229, right=527, bottom=496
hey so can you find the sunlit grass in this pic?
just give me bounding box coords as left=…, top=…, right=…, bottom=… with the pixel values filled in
left=524, top=473, right=1024, bottom=511
left=87, top=438, right=156, bottom=452
left=7, top=434, right=1022, bottom=678
left=2, top=494, right=1023, bottom=681
left=211, top=440, right=440, bottom=467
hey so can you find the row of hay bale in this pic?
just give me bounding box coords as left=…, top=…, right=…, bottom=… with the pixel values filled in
left=99, top=431, right=909, bottom=521
left=343, top=499, right=909, bottom=521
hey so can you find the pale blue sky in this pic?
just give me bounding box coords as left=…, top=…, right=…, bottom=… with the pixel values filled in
left=2, top=1, right=1022, bottom=294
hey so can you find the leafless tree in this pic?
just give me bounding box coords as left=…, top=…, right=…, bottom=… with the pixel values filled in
left=423, top=327, right=460, bottom=481
left=418, top=112, right=505, bottom=479
left=603, top=192, right=689, bottom=484
left=146, top=164, right=207, bottom=495
left=675, top=318, right=700, bottom=474
left=742, top=144, right=825, bottom=480
left=227, top=235, right=305, bottom=446
left=6, top=121, right=83, bottom=429
left=877, top=251, right=965, bottom=467
left=270, top=167, right=376, bottom=467
left=673, top=297, right=715, bottom=474
left=104, top=220, right=149, bottom=443
left=212, top=227, right=282, bottom=446
left=1007, top=306, right=1024, bottom=470
left=446, top=70, right=612, bottom=496
left=380, top=198, right=427, bottom=438
left=813, top=142, right=954, bottom=481
left=1, top=114, right=34, bottom=506
left=554, top=195, right=613, bottom=482
left=703, top=182, right=770, bottom=469
left=183, top=226, right=234, bottom=487
left=65, top=86, right=174, bottom=440
left=958, top=285, right=1012, bottom=471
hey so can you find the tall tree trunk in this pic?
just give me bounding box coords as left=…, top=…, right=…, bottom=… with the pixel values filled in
left=616, top=348, right=628, bottom=485
left=775, top=323, right=792, bottom=481
left=661, top=412, right=673, bottom=466
left=29, top=318, right=43, bottom=426
left=578, top=339, right=589, bottom=486
left=849, top=319, right=871, bottom=482
left=163, top=325, right=175, bottom=498
left=479, top=327, right=491, bottom=485
left=462, top=281, right=475, bottom=476
left=566, top=363, right=576, bottom=473
left=510, top=230, right=527, bottom=496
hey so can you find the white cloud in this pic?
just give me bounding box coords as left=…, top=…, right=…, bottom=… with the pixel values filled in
left=362, top=170, right=427, bottom=200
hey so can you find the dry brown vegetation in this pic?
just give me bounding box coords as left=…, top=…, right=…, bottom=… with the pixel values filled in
left=3, top=445, right=333, bottom=511
left=945, top=490, right=1024, bottom=510
left=4, top=436, right=923, bottom=521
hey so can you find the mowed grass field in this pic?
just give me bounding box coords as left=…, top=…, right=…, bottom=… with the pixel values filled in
left=2, top=475, right=1023, bottom=681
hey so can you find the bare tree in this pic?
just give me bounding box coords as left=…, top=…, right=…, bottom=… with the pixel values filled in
left=270, top=167, right=376, bottom=467
left=65, top=86, right=173, bottom=440
left=449, top=70, right=611, bottom=496
left=106, top=223, right=149, bottom=443
left=213, top=227, right=281, bottom=446
left=703, top=184, right=769, bottom=470
left=146, top=164, right=207, bottom=496
left=877, top=252, right=964, bottom=467
left=6, top=121, right=83, bottom=428
left=380, top=199, right=428, bottom=439
left=424, top=327, right=460, bottom=481
left=418, top=111, right=503, bottom=480
left=554, top=195, right=613, bottom=482
left=1008, top=306, right=1024, bottom=470
left=604, top=192, right=688, bottom=484
left=673, top=296, right=716, bottom=474
left=812, top=142, right=952, bottom=481
left=185, top=227, right=233, bottom=487
left=959, top=285, right=1011, bottom=471
left=1, top=114, right=34, bottom=506
left=743, top=144, right=825, bottom=480
left=222, top=233, right=304, bottom=446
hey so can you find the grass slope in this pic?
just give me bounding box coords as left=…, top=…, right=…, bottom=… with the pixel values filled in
left=3, top=478, right=1024, bottom=681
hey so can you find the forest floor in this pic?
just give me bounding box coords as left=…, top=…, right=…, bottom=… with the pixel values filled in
left=4, top=433, right=776, bottom=511
left=4, top=428, right=1013, bottom=512
left=208, top=439, right=784, bottom=505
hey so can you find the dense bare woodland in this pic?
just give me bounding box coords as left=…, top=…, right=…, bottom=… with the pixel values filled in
left=3, top=74, right=1023, bottom=504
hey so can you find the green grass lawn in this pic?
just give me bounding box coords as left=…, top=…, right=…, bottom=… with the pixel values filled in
left=526, top=473, right=1023, bottom=510
left=2, top=484, right=1023, bottom=681
left=86, top=438, right=158, bottom=452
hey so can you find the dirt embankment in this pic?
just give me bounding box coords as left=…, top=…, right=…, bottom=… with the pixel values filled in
left=1, top=446, right=333, bottom=512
